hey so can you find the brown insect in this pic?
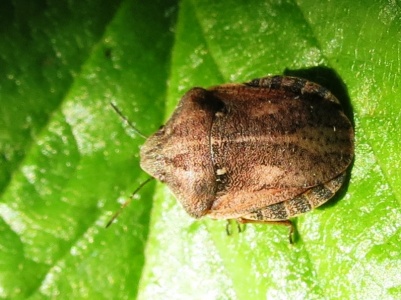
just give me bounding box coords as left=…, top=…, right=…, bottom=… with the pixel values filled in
left=118, top=76, right=354, bottom=242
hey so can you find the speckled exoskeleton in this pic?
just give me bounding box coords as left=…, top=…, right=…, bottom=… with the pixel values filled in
left=140, top=76, right=354, bottom=242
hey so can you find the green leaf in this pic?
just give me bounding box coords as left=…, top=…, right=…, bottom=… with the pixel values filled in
left=1, top=0, right=400, bottom=299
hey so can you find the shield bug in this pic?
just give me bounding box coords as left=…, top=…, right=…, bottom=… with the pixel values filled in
left=125, top=76, right=354, bottom=242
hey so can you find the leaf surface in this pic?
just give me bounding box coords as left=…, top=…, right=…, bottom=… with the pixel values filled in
left=0, top=0, right=400, bottom=299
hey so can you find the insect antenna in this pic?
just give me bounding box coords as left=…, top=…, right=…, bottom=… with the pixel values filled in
left=106, top=177, right=154, bottom=228
left=110, top=102, right=147, bottom=139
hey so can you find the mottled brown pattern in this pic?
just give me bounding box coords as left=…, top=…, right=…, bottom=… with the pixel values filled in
left=140, top=88, right=218, bottom=217
left=140, top=76, right=354, bottom=225
left=240, top=173, right=346, bottom=221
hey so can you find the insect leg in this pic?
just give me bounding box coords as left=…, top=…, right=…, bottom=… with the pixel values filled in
left=225, top=219, right=245, bottom=235
left=237, top=218, right=295, bottom=244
